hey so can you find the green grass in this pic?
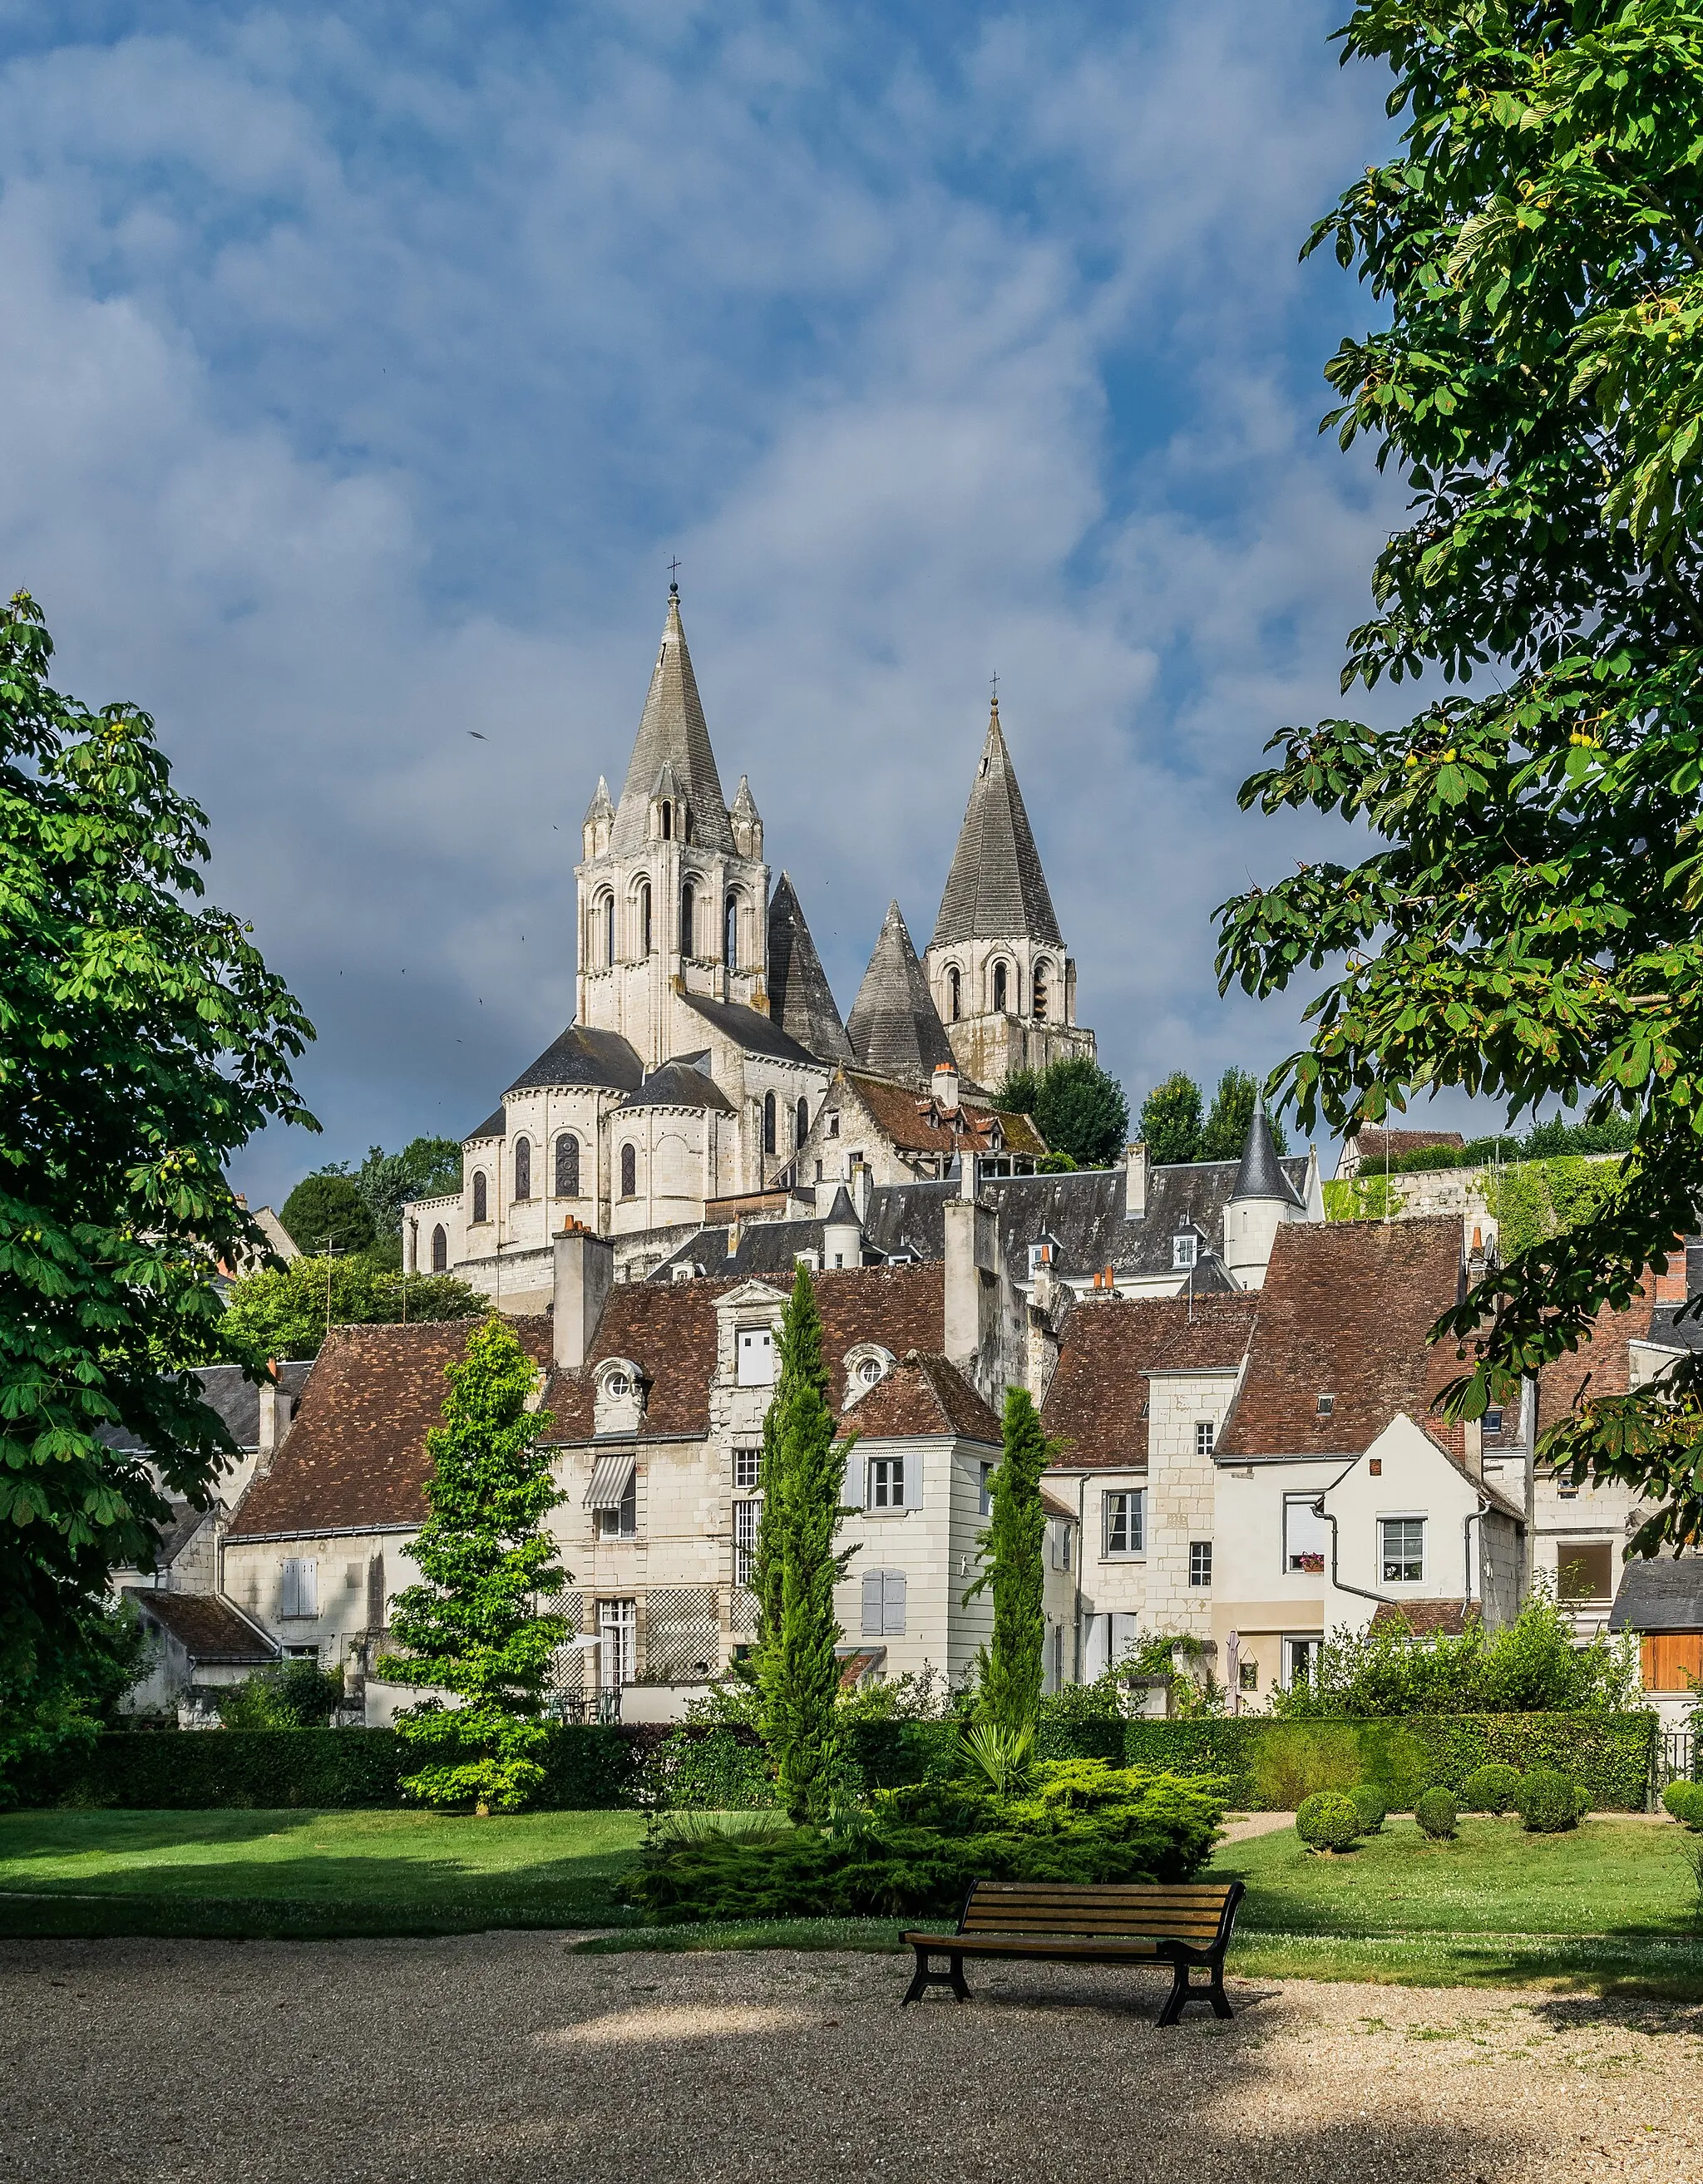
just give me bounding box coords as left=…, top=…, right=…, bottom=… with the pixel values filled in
left=0, top=1807, right=649, bottom=1940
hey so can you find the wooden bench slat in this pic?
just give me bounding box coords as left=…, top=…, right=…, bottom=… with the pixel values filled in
left=903, top=1933, right=1166, bottom=1958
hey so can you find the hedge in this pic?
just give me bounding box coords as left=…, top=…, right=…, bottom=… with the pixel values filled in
left=5, top=1709, right=1658, bottom=1812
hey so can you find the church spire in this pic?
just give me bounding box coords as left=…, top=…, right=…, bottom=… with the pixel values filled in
left=768, top=871, right=852, bottom=1063
left=929, top=694, right=1064, bottom=951
left=610, top=585, right=734, bottom=855
left=847, top=901, right=958, bottom=1086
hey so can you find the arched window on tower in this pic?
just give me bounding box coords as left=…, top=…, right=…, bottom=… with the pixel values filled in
left=724, top=892, right=739, bottom=969
left=680, top=882, right=694, bottom=959
left=599, top=893, right=615, bottom=966
left=660, top=801, right=673, bottom=841
left=620, top=1144, right=637, bottom=1199
left=432, top=1224, right=447, bottom=1273
left=513, top=1138, right=531, bottom=1200
left=946, top=965, right=960, bottom=1022
left=638, top=882, right=652, bottom=954
left=763, top=1092, right=777, bottom=1155
left=796, top=1097, right=809, bottom=1148
left=993, top=961, right=1009, bottom=1013
left=471, top=1171, right=488, bottom=1225
left=555, top=1132, right=580, bottom=1198
left=1033, top=960, right=1049, bottom=1021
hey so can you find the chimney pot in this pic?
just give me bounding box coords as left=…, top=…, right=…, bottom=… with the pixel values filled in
left=933, top=1060, right=960, bottom=1114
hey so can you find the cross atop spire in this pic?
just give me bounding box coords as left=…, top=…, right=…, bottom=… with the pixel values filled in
left=928, top=696, right=1064, bottom=951
left=610, top=587, right=734, bottom=855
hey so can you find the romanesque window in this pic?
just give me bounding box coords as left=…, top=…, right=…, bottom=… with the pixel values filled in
left=947, top=964, right=960, bottom=1021
left=680, top=882, right=694, bottom=959
left=620, top=1144, right=637, bottom=1198
left=600, top=894, right=615, bottom=966
left=513, top=1137, right=531, bottom=1200
left=471, top=1170, right=488, bottom=1224
left=763, top=1091, right=777, bottom=1155
left=1033, top=961, right=1049, bottom=1020
left=724, top=892, right=739, bottom=967
left=795, top=1096, right=809, bottom=1148
left=638, top=883, right=652, bottom=954
left=660, top=801, right=673, bottom=840
left=431, top=1224, right=447, bottom=1273
left=555, top=1133, right=580, bottom=1198
left=992, top=961, right=1009, bottom=1012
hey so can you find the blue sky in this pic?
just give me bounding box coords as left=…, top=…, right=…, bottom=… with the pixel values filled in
left=0, top=2, right=1459, bottom=1202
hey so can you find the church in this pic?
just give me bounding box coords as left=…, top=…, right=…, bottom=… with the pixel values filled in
left=402, top=584, right=1097, bottom=1302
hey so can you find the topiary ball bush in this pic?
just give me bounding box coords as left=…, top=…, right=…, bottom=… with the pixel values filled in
left=1296, top=1790, right=1363, bottom=1853
left=1414, top=1787, right=1458, bottom=1840
left=1461, top=1763, right=1523, bottom=1816
left=1516, top=1767, right=1584, bottom=1833
left=1662, top=1780, right=1703, bottom=1831
left=1348, top=1782, right=1387, bottom=1834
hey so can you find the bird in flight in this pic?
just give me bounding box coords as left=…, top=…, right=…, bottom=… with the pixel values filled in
left=469, top=730, right=486, bottom=741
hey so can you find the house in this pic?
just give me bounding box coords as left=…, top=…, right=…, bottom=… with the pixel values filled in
left=123, top=1594, right=279, bottom=1720
left=1607, top=1559, right=1703, bottom=1728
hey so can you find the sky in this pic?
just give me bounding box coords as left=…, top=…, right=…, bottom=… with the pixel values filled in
left=0, top=1, right=1471, bottom=1204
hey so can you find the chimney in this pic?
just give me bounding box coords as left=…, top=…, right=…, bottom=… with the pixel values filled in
left=1653, top=1235, right=1689, bottom=1304
left=849, top=1154, right=872, bottom=1224
left=943, top=1192, right=999, bottom=1369
left=933, top=1059, right=960, bottom=1114
left=1125, top=1142, right=1148, bottom=1220
left=959, top=1151, right=978, bottom=1203
left=257, top=1363, right=292, bottom=1458
left=553, top=1221, right=615, bottom=1371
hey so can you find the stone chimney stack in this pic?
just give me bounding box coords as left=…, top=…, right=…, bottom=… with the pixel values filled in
left=1125, top=1142, right=1148, bottom=1220
left=849, top=1154, right=871, bottom=1224
left=959, top=1150, right=978, bottom=1202
left=933, top=1059, right=960, bottom=1114
left=257, top=1364, right=292, bottom=1459
left=553, top=1221, right=615, bottom=1372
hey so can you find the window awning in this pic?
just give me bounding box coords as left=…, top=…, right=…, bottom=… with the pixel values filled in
left=585, top=1452, right=635, bottom=1510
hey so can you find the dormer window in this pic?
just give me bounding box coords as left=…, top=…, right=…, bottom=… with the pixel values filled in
left=737, top=1327, right=777, bottom=1387
left=605, top=1372, right=630, bottom=1398
left=858, top=1357, right=885, bottom=1387
left=842, top=1343, right=896, bottom=1403
left=1316, top=1393, right=1335, bottom=1417
left=1172, top=1230, right=1198, bottom=1270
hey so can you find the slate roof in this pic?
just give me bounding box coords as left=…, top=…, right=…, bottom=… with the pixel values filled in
left=767, top=873, right=854, bottom=1063
left=1232, top=1107, right=1303, bottom=1205
left=127, top=1591, right=278, bottom=1664
left=100, top=1363, right=315, bottom=1459
left=506, top=1023, right=645, bottom=1095
left=466, top=1107, right=506, bottom=1142
left=677, top=988, right=819, bottom=1065
left=846, top=904, right=958, bottom=1086
left=929, top=699, right=1064, bottom=950
left=1645, top=1300, right=1703, bottom=1354
left=611, top=589, right=734, bottom=855
left=1216, top=1218, right=1467, bottom=1459
left=228, top=1318, right=545, bottom=1536
left=837, top=1351, right=1002, bottom=1444
left=842, top=1073, right=1045, bottom=1160
left=622, top=1060, right=737, bottom=1114
left=1608, top=1556, right=1703, bottom=1633
left=1041, top=1294, right=1259, bottom=1470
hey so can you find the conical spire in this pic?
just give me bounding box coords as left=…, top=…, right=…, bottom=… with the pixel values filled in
left=767, top=872, right=853, bottom=1063
left=847, top=902, right=958, bottom=1086
left=610, top=587, right=734, bottom=855
left=1231, top=1101, right=1300, bottom=1205
left=583, top=774, right=614, bottom=826
left=929, top=696, right=1064, bottom=950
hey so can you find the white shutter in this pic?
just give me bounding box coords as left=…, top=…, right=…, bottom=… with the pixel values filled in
left=280, top=1559, right=299, bottom=1619
left=882, top=1569, right=906, bottom=1636
left=861, top=1570, right=885, bottom=1637
left=300, top=1558, right=318, bottom=1616
left=901, top=1452, right=924, bottom=1509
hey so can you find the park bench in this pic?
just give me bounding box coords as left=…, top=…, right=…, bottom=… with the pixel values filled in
left=900, top=1879, right=1245, bottom=2024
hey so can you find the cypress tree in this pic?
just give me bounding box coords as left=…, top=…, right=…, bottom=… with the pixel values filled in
left=965, top=1386, right=1053, bottom=1737
left=378, top=1317, right=566, bottom=1812
left=758, top=1265, right=850, bottom=1823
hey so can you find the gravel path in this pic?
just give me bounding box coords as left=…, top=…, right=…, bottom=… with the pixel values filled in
left=5, top=1932, right=1702, bottom=2183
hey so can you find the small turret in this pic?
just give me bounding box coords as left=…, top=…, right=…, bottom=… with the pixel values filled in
left=1223, top=1103, right=1304, bottom=1289
left=822, top=1184, right=863, bottom=1271
left=582, top=776, right=615, bottom=860
left=730, top=774, right=763, bottom=861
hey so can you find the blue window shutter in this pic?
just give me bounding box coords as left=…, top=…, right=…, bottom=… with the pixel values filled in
left=861, top=1570, right=885, bottom=1637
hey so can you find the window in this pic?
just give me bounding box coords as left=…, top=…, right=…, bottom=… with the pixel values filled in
left=861, top=1568, right=906, bottom=1636
left=763, top=1092, right=777, bottom=1155
left=724, top=893, right=739, bottom=967
left=1103, top=1489, right=1145, bottom=1556
left=1484, top=1406, right=1505, bottom=1435
left=993, top=962, right=1009, bottom=1012
left=867, top=1456, right=906, bottom=1509
left=1051, top=1521, right=1072, bottom=1572
left=979, top=1462, right=995, bottom=1517
left=1282, top=1634, right=1321, bottom=1689
left=827, top=1113, right=840, bottom=1138
left=733, top=1499, right=758, bottom=1586
left=947, top=965, right=960, bottom=1022
left=737, top=1327, right=776, bottom=1387
left=431, top=1224, right=447, bottom=1273
left=1188, top=1540, right=1213, bottom=1588
left=1195, top=1420, right=1215, bottom=1457
left=597, top=1472, right=637, bottom=1540
left=471, top=1170, right=488, bottom=1225
left=1316, top=1393, right=1335, bottom=1417
left=619, top=1145, right=637, bottom=1198
left=796, top=1097, right=809, bottom=1148
left=1033, top=961, right=1049, bottom=1021
left=680, top=882, right=694, bottom=958
left=601, top=893, right=615, bottom=965
left=1380, top=1516, right=1425, bottom=1584
left=1558, top=1541, right=1614, bottom=1601
left=604, top=1372, right=630, bottom=1397
left=733, top=1447, right=762, bottom=1491
left=856, top=1355, right=885, bottom=1388
left=638, top=882, right=652, bottom=954
left=280, top=1557, right=318, bottom=1618
left=599, top=1598, right=637, bottom=1686
left=555, top=1133, right=580, bottom=1198
left=513, top=1137, right=531, bottom=1200
left=1172, top=1230, right=1198, bottom=1270
left=1283, top=1493, right=1330, bottom=1574
left=660, top=800, right=673, bottom=840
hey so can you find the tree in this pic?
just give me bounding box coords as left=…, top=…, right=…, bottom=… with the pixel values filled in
left=1000, top=1056, right=1130, bottom=1167
left=0, top=1597, right=149, bottom=1802
left=1198, top=1067, right=1290, bottom=1162
left=279, top=1170, right=376, bottom=1258
left=1137, top=1071, right=1203, bottom=1165
left=0, top=592, right=312, bottom=1708
left=377, top=1317, right=566, bottom=1812
left=216, top=1255, right=485, bottom=1361
left=964, top=1387, right=1052, bottom=1738
left=349, top=1136, right=464, bottom=1259
left=1214, top=4, right=1703, bottom=1550
left=756, top=1266, right=851, bottom=1823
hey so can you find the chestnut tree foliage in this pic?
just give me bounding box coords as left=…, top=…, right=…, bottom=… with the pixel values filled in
left=1216, top=4, right=1703, bottom=1555
left=0, top=594, right=312, bottom=1690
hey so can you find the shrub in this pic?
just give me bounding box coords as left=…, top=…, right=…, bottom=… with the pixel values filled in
left=1296, top=1790, right=1363, bottom=1852
left=639, top=1726, right=774, bottom=1812
left=1461, top=1763, right=1523, bottom=1814
left=1515, top=1768, right=1584, bottom=1833
left=1663, top=1780, right=1703, bottom=1831
left=1414, top=1787, right=1458, bottom=1839
left=1348, top=1782, right=1386, bottom=1833
left=215, top=1659, right=343, bottom=1730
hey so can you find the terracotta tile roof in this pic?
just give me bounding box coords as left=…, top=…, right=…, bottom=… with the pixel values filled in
left=1370, top=1599, right=1478, bottom=1638
left=228, top=1318, right=551, bottom=1537
left=1216, top=1218, right=1466, bottom=1459
left=1041, top=1292, right=1258, bottom=1470
left=127, top=1590, right=277, bottom=1662
left=837, top=1351, right=1001, bottom=1444
left=845, top=1072, right=1046, bottom=1159
left=1347, top=1127, right=1465, bottom=1166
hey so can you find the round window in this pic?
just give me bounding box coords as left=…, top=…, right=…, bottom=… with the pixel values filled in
left=857, top=1357, right=885, bottom=1387
left=605, top=1373, right=629, bottom=1397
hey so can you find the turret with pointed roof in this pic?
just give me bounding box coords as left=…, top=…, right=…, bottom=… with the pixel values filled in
left=768, top=872, right=854, bottom=1063
left=847, top=902, right=958, bottom=1087
left=1224, top=1102, right=1306, bottom=1289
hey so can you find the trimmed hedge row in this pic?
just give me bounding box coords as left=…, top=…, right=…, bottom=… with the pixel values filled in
left=8, top=1709, right=1658, bottom=1812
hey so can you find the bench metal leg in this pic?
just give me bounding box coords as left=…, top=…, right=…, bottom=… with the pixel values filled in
left=1158, top=1958, right=1232, bottom=2028
left=902, top=1948, right=973, bottom=2006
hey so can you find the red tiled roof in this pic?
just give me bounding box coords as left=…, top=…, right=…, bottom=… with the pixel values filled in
left=1216, top=1218, right=1466, bottom=1459
left=1370, top=1599, right=1478, bottom=1638
left=228, top=1318, right=552, bottom=1536
left=844, top=1072, right=1046, bottom=1159
left=128, top=1590, right=277, bottom=1662
left=1040, top=1292, right=1258, bottom=1470
left=837, top=1350, right=1001, bottom=1444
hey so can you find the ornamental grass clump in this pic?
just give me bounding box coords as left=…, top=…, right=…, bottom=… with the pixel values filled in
left=1461, top=1763, right=1523, bottom=1815
left=1662, top=1781, right=1703, bottom=1832
left=1295, top=1790, right=1362, bottom=1853
left=1518, top=1769, right=1587, bottom=1833
left=1348, top=1782, right=1387, bottom=1834
left=1414, top=1787, right=1458, bottom=1841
